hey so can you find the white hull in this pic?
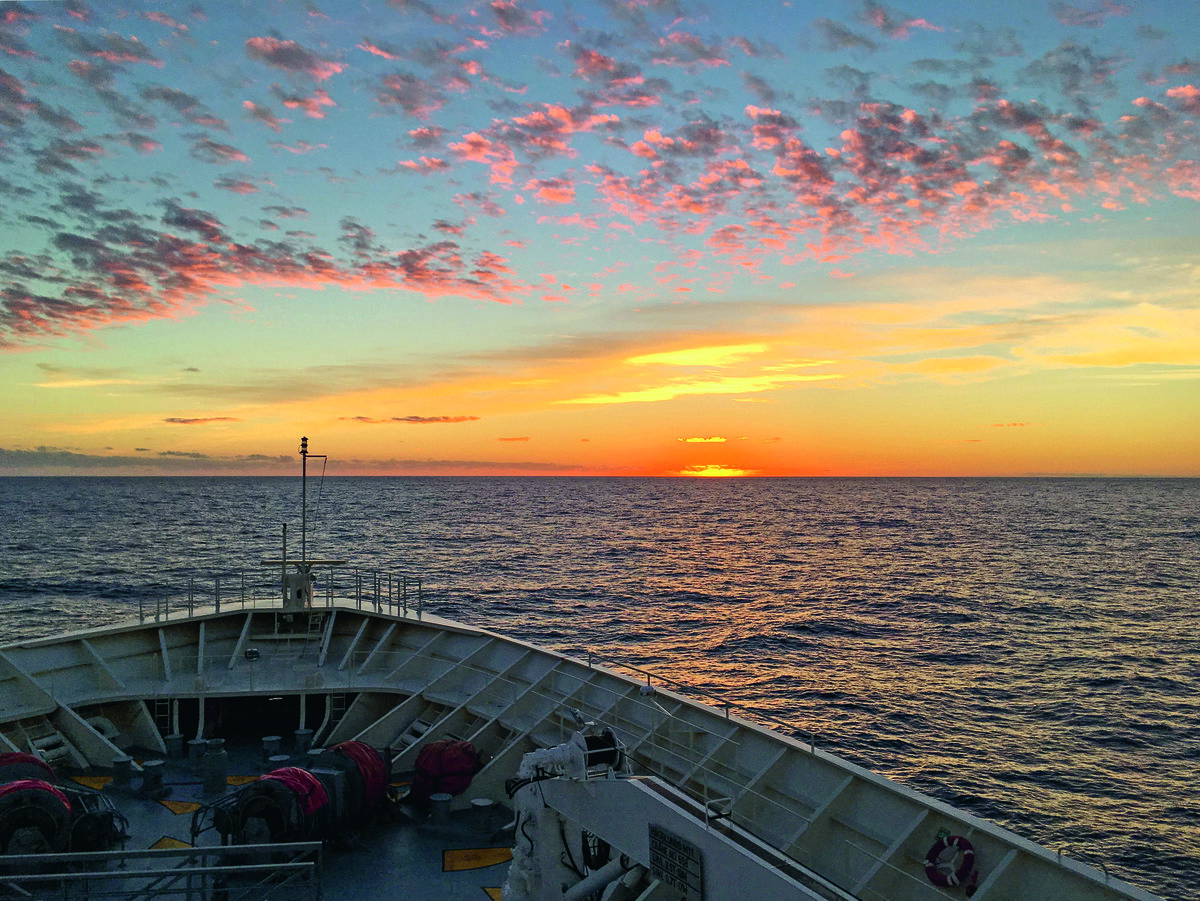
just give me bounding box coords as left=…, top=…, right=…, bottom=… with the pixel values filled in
left=0, top=592, right=1162, bottom=901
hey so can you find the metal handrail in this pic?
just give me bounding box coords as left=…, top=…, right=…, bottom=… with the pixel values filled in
left=0, top=842, right=322, bottom=900
left=584, top=648, right=821, bottom=751
left=135, top=567, right=423, bottom=625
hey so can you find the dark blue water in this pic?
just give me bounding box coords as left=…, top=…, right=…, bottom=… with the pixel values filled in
left=1, top=476, right=1197, bottom=898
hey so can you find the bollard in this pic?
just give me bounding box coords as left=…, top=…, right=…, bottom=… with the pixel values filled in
left=188, top=738, right=207, bottom=763
left=112, top=754, right=133, bottom=787
left=140, top=759, right=165, bottom=796
left=202, top=738, right=228, bottom=796
left=294, top=728, right=314, bottom=755
left=430, top=792, right=452, bottom=826
left=262, top=735, right=282, bottom=762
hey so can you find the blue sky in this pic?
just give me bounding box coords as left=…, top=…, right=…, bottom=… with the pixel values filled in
left=1, top=0, right=1197, bottom=475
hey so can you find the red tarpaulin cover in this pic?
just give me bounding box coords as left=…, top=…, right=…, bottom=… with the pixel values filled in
left=332, top=741, right=387, bottom=812
left=412, top=739, right=480, bottom=801
left=260, top=767, right=329, bottom=817
left=0, top=752, right=56, bottom=782
left=0, top=778, right=72, bottom=815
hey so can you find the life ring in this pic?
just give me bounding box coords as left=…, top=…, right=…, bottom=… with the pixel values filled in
left=924, top=834, right=975, bottom=888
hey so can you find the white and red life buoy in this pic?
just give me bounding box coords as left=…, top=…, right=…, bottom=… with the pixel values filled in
left=924, top=834, right=976, bottom=889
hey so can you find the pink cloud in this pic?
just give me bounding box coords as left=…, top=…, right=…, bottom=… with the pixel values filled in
left=357, top=40, right=403, bottom=61
left=376, top=72, right=444, bottom=119
left=243, top=100, right=288, bottom=131
left=1166, top=84, right=1200, bottom=113
left=400, top=156, right=451, bottom=173
left=484, top=1, right=550, bottom=36
left=275, top=87, right=336, bottom=119
left=1051, top=1, right=1131, bottom=28
left=524, top=177, right=576, bottom=204
left=652, top=31, right=730, bottom=69
left=245, top=37, right=344, bottom=81
left=449, top=132, right=519, bottom=185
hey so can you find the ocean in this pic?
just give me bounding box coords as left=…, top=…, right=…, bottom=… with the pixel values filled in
left=1, top=475, right=1197, bottom=899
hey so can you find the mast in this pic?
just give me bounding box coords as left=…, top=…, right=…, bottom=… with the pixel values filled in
left=298, top=436, right=327, bottom=564
left=261, top=438, right=343, bottom=612
left=300, top=436, right=308, bottom=564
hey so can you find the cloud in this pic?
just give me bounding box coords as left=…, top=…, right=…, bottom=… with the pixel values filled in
left=559, top=370, right=841, bottom=405
left=163, top=417, right=241, bottom=424
left=245, top=37, right=344, bottom=81
left=2, top=0, right=1199, bottom=367
left=189, top=137, right=249, bottom=164
left=628, top=343, right=768, bottom=366
left=1051, top=2, right=1131, bottom=28
left=343, top=415, right=481, bottom=424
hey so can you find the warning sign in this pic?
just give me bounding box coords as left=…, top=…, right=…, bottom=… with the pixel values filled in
left=649, top=824, right=703, bottom=901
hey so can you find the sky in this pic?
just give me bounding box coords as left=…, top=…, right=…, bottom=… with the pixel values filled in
left=0, top=0, right=1197, bottom=477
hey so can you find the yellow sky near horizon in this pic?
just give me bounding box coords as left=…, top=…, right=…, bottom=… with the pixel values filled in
left=7, top=239, right=1196, bottom=477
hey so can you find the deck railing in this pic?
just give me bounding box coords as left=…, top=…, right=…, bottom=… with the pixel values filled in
left=0, top=842, right=322, bottom=900
left=135, top=567, right=423, bottom=624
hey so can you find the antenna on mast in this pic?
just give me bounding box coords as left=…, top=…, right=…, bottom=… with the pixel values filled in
left=299, top=436, right=327, bottom=564
left=261, top=438, right=344, bottom=613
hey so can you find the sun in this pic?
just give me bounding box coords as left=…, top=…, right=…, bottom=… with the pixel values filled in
left=674, top=464, right=758, bottom=477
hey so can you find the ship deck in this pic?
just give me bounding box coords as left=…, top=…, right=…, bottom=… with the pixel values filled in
left=3, top=736, right=512, bottom=900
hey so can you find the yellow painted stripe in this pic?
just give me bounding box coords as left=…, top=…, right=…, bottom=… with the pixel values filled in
left=151, top=836, right=193, bottom=850
left=483, top=888, right=503, bottom=900
left=442, top=847, right=513, bottom=872
left=159, top=799, right=202, bottom=815
left=71, top=775, right=112, bottom=790
left=227, top=775, right=258, bottom=785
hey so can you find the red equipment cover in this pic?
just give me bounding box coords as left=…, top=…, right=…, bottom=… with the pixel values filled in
left=0, top=752, right=56, bottom=783
left=0, top=778, right=72, bottom=814
left=260, top=767, right=329, bottom=816
left=332, top=741, right=387, bottom=812
left=412, top=739, right=480, bottom=801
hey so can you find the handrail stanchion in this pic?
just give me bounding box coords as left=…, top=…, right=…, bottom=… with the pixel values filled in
left=215, top=576, right=221, bottom=614
left=416, top=578, right=422, bottom=620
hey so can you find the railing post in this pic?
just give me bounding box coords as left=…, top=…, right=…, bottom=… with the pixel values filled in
left=416, top=578, right=422, bottom=620
left=215, top=576, right=221, bottom=614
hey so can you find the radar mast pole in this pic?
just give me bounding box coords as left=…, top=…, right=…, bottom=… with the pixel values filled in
left=300, top=436, right=308, bottom=564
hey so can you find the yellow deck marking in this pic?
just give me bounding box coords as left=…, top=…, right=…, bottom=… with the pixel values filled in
left=151, top=836, right=193, bottom=850
left=159, top=799, right=202, bottom=815
left=443, top=847, right=513, bottom=872
left=483, top=888, right=503, bottom=900
left=70, top=775, right=112, bottom=790
left=227, top=775, right=258, bottom=785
